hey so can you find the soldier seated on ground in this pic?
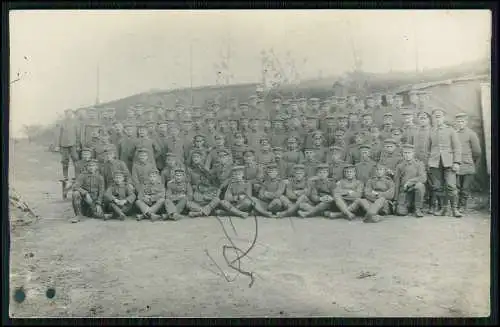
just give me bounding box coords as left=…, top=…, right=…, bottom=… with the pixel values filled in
left=70, top=159, right=105, bottom=223
left=187, top=176, right=223, bottom=218
left=278, top=164, right=312, bottom=218
left=161, top=153, right=184, bottom=187
left=394, top=144, right=427, bottom=218
left=378, top=138, right=401, bottom=178
left=103, top=170, right=136, bottom=221
left=217, top=165, right=256, bottom=218
left=328, top=146, right=348, bottom=183
left=255, top=163, right=291, bottom=218
left=355, top=164, right=395, bottom=223
left=283, top=135, right=305, bottom=178
left=131, top=147, right=157, bottom=189
left=326, top=165, right=364, bottom=221
left=100, top=145, right=131, bottom=190
left=164, top=166, right=193, bottom=221
left=243, top=149, right=265, bottom=195
left=135, top=169, right=166, bottom=221
left=355, top=144, right=376, bottom=185
left=299, top=164, right=335, bottom=218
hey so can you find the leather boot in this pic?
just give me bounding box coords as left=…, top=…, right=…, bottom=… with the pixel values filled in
left=71, top=195, right=83, bottom=223
left=62, top=163, right=69, bottom=181
left=437, top=195, right=450, bottom=216
left=432, top=194, right=441, bottom=216
left=451, top=195, right=463, bottom=218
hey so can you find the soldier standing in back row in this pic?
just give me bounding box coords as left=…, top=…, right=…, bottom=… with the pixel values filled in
left=59, top=109, right=81, bottom=183
left=454, top=113, right=482, bottom=212
left=427, top=108, right=462, bottom=218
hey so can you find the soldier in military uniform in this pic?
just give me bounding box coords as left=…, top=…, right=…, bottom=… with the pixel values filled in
left=161, top=153, right=184, bottom=186
left=75, top=147, right=93, bottom=178
left=103, top=170, right=136, bottom=220
left=186, top=149, right=212, bottom=189
left=131, top=147, right=157, bottom=189
left=270, top=117, right=287, bottom=148
left=164, top=166, right=193, bottom=220
left=209, top=148, right=233, bottom=189
left=186, top=134, right=209, bottom=165
left=154, top=121, right=170, bottom=172
left=401, top=109, right=419, bottom=145
left=95, top=130, right=117, bottom=166
left=331, top=128, right=348, bottom=157
left=427, top=108, right=462, bottom=217
left=303, top=147, right=321, bottom=178
left=59, top=109, right=81, bottom=183
left=283, top=135, right=305, bottom=178
left=310, top=131, right=328, bottom=162
left=327, top=165, right=364, bottom=220
left=378, top=138, right=402, bottom=178
left=134, top=123, right=156, bottom=166
left=414, top=111, right=433, bottom=211
left=278, top=164, right=313, bottom=218
left=323, top=115, right=337, bottom=146
left=220, top=166, right=254, bottom=218
left=346, top=132, right=365, bottom=165
left=246, top=116, right=262, bottom=149
left=99, top=146, right=131, bottom=190
left=166, top=121, right=185, bottom=160
left=328, top=145, right=348, bottom=182
left=256, top=135, right=275, bottom=168
left=454, top=112, right=482, bottom=212
left=299, top=164, right=336, bottom=218
left=272, top=147, right=288, bottom=179
left=187, top=172, right=223, bottom=218
left=391, top=128, right=404, bottom=147
left=205, top=133, right=227, bottom=170
left=355, top=144, right=376, bottom=184
left=203, top=117, right=218, bottom=149
left=369, top=126, right=383, bottom=162
left=230, top=131, right=249, bottom=166
left=71, top=159, right=105, bottom=223
left=301, top=115, right=319, bottom=149
left=243, top=149, right=265, bottom=195
left=356, top=164, right=395, bottom=223
left=135, top=169, right=165, bottom=221
left=360, top=112, right=374, bottom=133
left=391, top=95, right=405, bottom=126
left=117, top=121, right=138, bottom=173
left=394, top=144, right=426, bottom=217
left=380, top=112, right=394, bottom=140
left=255, top=163, right=290, bottom=217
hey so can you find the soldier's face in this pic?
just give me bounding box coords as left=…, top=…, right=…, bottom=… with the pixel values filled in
left=273, top=121, right=283, bottom=130
left=166, top=157, right=176, bottom=167
left=305, top=150, right=314, bottom=160
left=317, top=169, right=329, bottom=180
left=355, top=135, right=363, bottom=144
left=386, top=96, right=394, bottom=105
left=403, top=115, right=414, bottom=125
left=232, top=171, right=244, bottom=181
left=215, top=137, right=225, bottom=147
left=261, top=141, right=270, bottom=151
left=229, top=121, right=238, bottom=130
left=306, top=119, right=317, bottom=129
left=419, top=115, right=430, bottom=126
left=395, top=97, right=403, bottom=107
left=294, top=170, right=305, bottom=180
left=332, top=151, right=342, bottom=161
left=375, top=167, right=385, bottom=177
left=183, top=122, right=192, bottom=131
left=434, top=114, right=445, bottom=125
left=174, top=172, right=185, bottom=182
left=383, top=116, right=393, bottom=125
left=299, top=101, right=307, bottom=110
left=240, top=119, right=249, bottom=129
left=375, top=97, right=382, bottom=106
left=234, top=135, right=244, bottom=145
left=362, top=116, right=373, bottom=126
left=348, top=97, right=357, bottom=105
left=360, top=149, right=370, bottom=160
left=313, top=137, right=322, bottom=146
left=335, top=133, right=344, bottom=141
left=344, top=168, right=355, bottom=179
left=392, top=131, right=402, bottom=141
left=267, top=168, right=278, bottom=179
left=158, top=124, right=168, bottom=135
left=249, top=120, right=258, bottom=130
left=288, top=140, right=298, bottom=150
left=88, top=164, right=98, bottom=174
left=456, top=118, right=466, bottom=129
left=312, top=103, right=320, bottom=111
left=81, top=151, right=92, bottom=161
left=105, top=152, right=115, bottom=161
left=409, top=94, right=418, bottom=104
left=138, top=127, right=147, bottom=137
left=371, top=129, right=380, bottom=139
left=244, top=154, right=255, bottom=165
left=384, top=144, right=396, bottom=153
left=220, top=153, right=230, bottom=164
left=273, top=150, right=282, bottom=161
left=207, top=120, right=216, bottom=130
left=218, top=121, right=228, bottom=130
left=192, top=153, right=202, bottom=165
left=249, top=99, right=257, bottom=107
left=403, top=149, right=414, bottom=161
left=194, top=138, right=204, bottom=148
left=91, top=130, right=100, bottom=139
left=170, top=126, right=180, bottom=135
left=349, top=115, right=358, bottom=124
left=135, top=108, right=143, bottom=117
left=326, top=119, right=336, bottom=127
left=263, top=121, right=271, bottom=130
left=366, top=99, right=375, bottom=107
left=114, top=174, right=125, bottom=185
left=193, top=119, right=202, bottom=129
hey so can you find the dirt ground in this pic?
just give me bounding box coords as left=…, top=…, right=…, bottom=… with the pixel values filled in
left=8, top=142, right=491, bottom=318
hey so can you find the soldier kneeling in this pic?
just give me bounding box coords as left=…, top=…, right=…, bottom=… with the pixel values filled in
left=394, top=144, right=427, bottom=218
left=355, top=164, right=395, bottom=223
left=103, top=170, right=136, bottom=221
left=71, top=159, right=105, bottom=223
left=135, top=169, right=166, bottom=221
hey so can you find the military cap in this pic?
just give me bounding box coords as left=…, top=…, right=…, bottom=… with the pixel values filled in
left=374, top=163, right=387, bottom=169
left=383, top=112, right=393, bottom=117
left=316, top=163, right=330, bottom=170
left=88, top=159, right=99, bottom=165
left=166, top=153, right=178, bottom=157
left=309, top=97, right=320, bottom=103
left=217, top=148, right=230, bottom=155
left=359, top=144, right=371, bottom=150
left=104, top=145, right=116, bottom=153
left=232, top=165, right=245, bottom=172
left=432, top=107, right=446, bottom=115
left=136, top=122, right=147, bottom=128
left=272, top=146, right=283, bottom=151
left=335, top=128, right=346, bottom=135
left=190, top=149, right=203, bottom=156
left=305, top=115, right=318, bottom=120
left=182, top=117, right=193, bottom=122
left=304, top=147, right=315, bottom=152
left=136, top=147, right=150, bottom=153
left=365, top=95, right=373, bottom=100
left=193, top=134, right=206, bottom=140
left=192, top=114, right=203, bottom=120
left=256, top=98, right=264, bottom=104
left=326, top=115, right=336, bottom=120
left=343, top=164, right=356, bottom=170
left=391, top=127, right=403, bottom=134
left=384, top=138, right=397, bottom=145
left=173, top=166, right=185, bottom=173
left=417, top=111, right=431, bottom=119
left=293, top=164, right=305, bottom=170
left=272, top=97, right=282, bottom=103
left=214, top=133, right=225, bottom=140
left=259, top=135, right=270, bottom=142
left=157, top=121, right=168, bottom=126
left=401, top=143, right=415, bottom=150
left=331, top=145, right=345, bottom=151
left=243, top=149, right=255, bottom=156
left=347, top=94, right=357, bottom=99
left=266, top=163, right=278, bottom=170
left=401, top=108, right=414, bottom=116
left=348, top=111, right=358, bottom=116
left=455, top=112, right=468, bottom=119
left=361, top=112, right=372, bottom=117
left=282, top=100, right=291, bottom=106
left=312, top=131, right=324, bottom=137
left=146, top=120, right=157, bottom=126
left=81, top=147, right=93, bottom=153
left=113, top=170, right=126, bottom=177
left=248, top=95, right=258, bottom=100
left=287, top=134, right=300, bottom=142
left=337, top=114, right=348, bottom=120
left=144, top=107, right=154, bottom=113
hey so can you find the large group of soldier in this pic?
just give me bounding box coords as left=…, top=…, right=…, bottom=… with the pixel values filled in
left=57, top=89, right=482, bottom=223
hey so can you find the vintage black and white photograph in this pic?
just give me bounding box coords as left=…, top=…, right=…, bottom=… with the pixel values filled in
left=8, top=10, right=491, bottom=317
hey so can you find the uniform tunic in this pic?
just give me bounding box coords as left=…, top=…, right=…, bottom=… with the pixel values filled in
left=59, top=118, right=80, bottom=147
left=104, top=183, right=136, bottom=204
left=225, top=181, right=253, bottom=202
left=355, top=160, right=376, bottom=184
left=380, top=124, right=394, bottom=141
left=134, top=137, right=156, bottom=166
left=205, top=147, right=227, bottom=170
left=312, top=147, right=328, bottom=162
left=154, top=134, right=170, bottom=171
left=333, top=178, right=364, bottom=201
left=256, top=150, right=275, bottom=168
left=364, top=176, right=395, bottom=202
left=166, top=180, right=193, bottom=201
left=303, top=159, right=320, bottom=178
left=378, top=150, right=402, bottom=174
left=100, top=159, right=131, bottom=189
left=258, top=179, right=287, bottom=202
left=285, top=178, right=310, bottom=201
left=401, top=125, right=419, bottom=145
left=166, top=135, right=185, bottom=160
left=231, top=145, right=250, bottom=166
left=283, top=150, right=305, bottom=177
left=456, top=127, right=481, bottom=175
left=329, top=160, right=348, bottom=182
left=394, top=159, right=427, bottom=196
left=73, top=172, right=105, bottom=205
left=414, top=126, right=432, bottom=166
left=95, top=142, right=117, bottom=165
left=427, top=124, right=462, bottom=168
left=137, top=181, right=166, bottom=205
left=308, top=178, right=336, bottom=203
left=117, top=136, right=137, bottom=173
left=131, top=161, right=157, bottom=189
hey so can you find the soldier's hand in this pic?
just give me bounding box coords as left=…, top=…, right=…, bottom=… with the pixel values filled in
left=452, top=163, right=460, bottom=172
left=95, top=204, right=103, bottom=216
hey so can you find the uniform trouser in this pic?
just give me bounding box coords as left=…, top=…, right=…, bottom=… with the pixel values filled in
left=333, top=195, right=361, bottom=216
left=256, top=196, right=292, bottom=213
left=429, top=159, right=458, bottom=208
left=219, top=198, right=254, bottom=217
left=357, top=197, right=391, bottom=216
left=302, top=198, right=333, bottom=217
left=105, top=201, right=134, bottom=216
left=457, top=174, right=474, bottom=207
left=279, top=195, right=313, bottom=217
left=164, top=198, right=188, bottom=216
left=60, top=146, right=79, bottom=179
left=187, top=197, right=221, bottom=215
left=136, top=199, right=165, bottom=215
left=72, top=190, right=103, bottom=218
left=395, top=183, right=425, bottom=215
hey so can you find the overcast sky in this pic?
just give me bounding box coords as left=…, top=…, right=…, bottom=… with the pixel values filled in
left=9, top=10, right=490, bottom=137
